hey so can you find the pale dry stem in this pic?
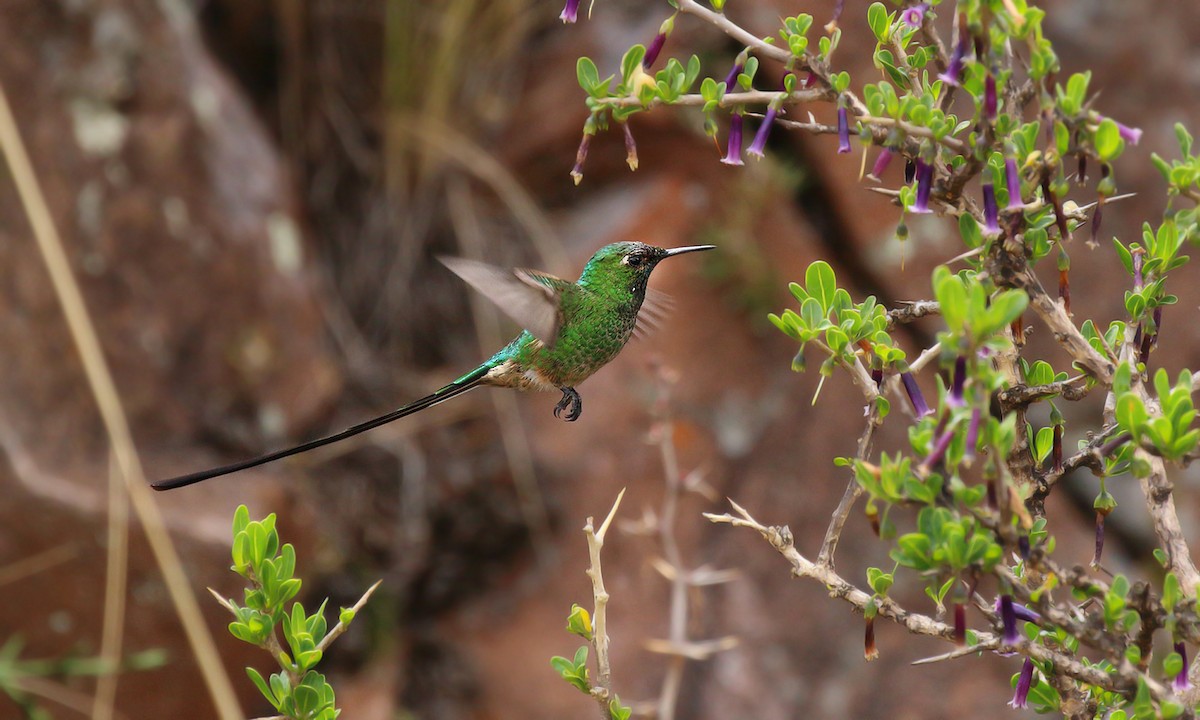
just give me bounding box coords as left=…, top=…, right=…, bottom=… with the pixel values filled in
left=585, top=487, right=626, bottom=707
left=0, top=74, right=242, bottom=719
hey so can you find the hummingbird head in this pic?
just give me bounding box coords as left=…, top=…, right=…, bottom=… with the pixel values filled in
left=579, top=242, right=715, bottom=297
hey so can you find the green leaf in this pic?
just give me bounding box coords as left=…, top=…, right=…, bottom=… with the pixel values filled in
left=246, top=667, right=279, bottom=709
left=621, top=45, right=646, bottom=85
left=1094, top=118, right=1123, bottom=161
left=577, top=57, right=600, bottom=95
left=867, top=2, right=889, bottom=41
left=805, top=261, right=838, bottom=312
left=566, top=604, right=593, bottom=641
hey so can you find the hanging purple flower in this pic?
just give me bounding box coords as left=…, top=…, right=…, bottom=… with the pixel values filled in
left=900, top=371, right=933, bottom=416
left=963, top=406, right=982, bottom=464
left=837, top=106, right=852, bottom=154
left=953, top=601, right=966, bottom=646
left=826, top=0, right=846, bottom=32
left=938, top=23, right=970, bottom=87
left=901, top=3, right=928, bottom=28
left=747, top=105, right=778, bottom=159
left=723, top=49, right=749, bottom=88
left=623, top=123, right=638, bottom=171
left=722, top=113, right=745, bottom=166
left=570, top=132, right=592, bottom=185
left=867, top=148, right=893, bottom=181
left=1175, top=642, right=1191, bottom=691
left=560, top=0, right=580, bottom=24
left=983, top=183, right=1000, bottom=236
left=1010, top=658, right=1035, bottom=709
left=910, top=159, right=934, bottom=214
left=921, top=425, right=955, bottom=470
left=864, top=607, right=879, bottom=660
left=984, top=73, right=997, bottom=120
left=643, top=14, right=676, bottom=69
left=999, top=594, right=1019, bottom=645
left=949, top=356, right=967, bottom=407
left=1005, top=158, right=1023, bottom=209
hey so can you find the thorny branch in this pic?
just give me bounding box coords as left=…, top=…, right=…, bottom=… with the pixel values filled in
left=589, top=0, right=1200, bottom=716
left=705, top=502, right=1171, bottom=702
left=584, top=488, right=626, bottom=709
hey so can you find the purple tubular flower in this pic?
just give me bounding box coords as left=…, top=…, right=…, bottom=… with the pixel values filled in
left=999, top=595, right=1019, bottom=645
left=560, top=0, right=580, bottom=23
left=994, top=596, right=1041, bottom=625
left=1175, top=642, right=1190, bottom=691
left=644, top=34, right=667, bottom=69
left=901, top=3, right=928, bottom=28
left=570, top=133, right=591, bottom=186
left=643, top=15, right=675, bottom=69
left=826, top=0, right=845, bottom=32
left=910, top=160, right=934, bottom=214
left=1093, top=513, right=1106, bottom=567
left=867, top=148, right=893, bottom=181
left=1010, top=658, right=1035, bottom=709
left=837, top=107, right=851, bottom=154
left=921, top=426, right=955, bottom=470
left=1005, top=158, right=1023, bottom=209
left=1117, top=121, right=1143, bottom=146
left=984, top=73, right=997, bottom=120
left=963, top=406, right=981, bottom=463
left=983, top=183, right=1000, bottom=235
left=722, top=114, right=745, bottom=166
left=723, top=52, right=747, bottom=88
left=748, top=105, right=778, bottom=159
left=900, top=371, right=933, bottom=417
left=623, top=123, right=638, bottom=171
left=938, top=24, right=970, bottom=87
left=864, top=615, right=879, bottom=661
left=949, top=356, right=967, bottom=407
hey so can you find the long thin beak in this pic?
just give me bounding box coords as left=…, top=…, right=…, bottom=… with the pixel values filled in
left=663, top=244, right=717, bottom=258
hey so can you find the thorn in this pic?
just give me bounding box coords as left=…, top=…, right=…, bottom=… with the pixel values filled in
left=596, top=488, right=626, bottom=542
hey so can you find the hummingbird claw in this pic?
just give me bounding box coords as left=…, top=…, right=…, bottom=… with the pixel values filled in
left=554, top=387, right=582, bottom=422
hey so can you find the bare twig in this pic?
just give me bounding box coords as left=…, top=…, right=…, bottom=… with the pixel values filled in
left=596, top=88, right=827, bottom=109
left=998, top=375, right=1092, bottom=409
left=585, top=488, right=626, bottom=707
left=817, top=405, right=881, bottom=567
left=316, top=579, right=383, bottom=653
left=887, top=301, right=941, bottom=328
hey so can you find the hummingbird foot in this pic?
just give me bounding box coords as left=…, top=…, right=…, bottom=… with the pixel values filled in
left=553, top=386, right=582, bottom=422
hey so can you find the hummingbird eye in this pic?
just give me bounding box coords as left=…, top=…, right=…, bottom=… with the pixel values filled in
left=623, top=253, right=645, bottom=267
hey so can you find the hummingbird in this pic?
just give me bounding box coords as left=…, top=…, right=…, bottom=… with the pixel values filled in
left=152, top=241, right=715, bottom=490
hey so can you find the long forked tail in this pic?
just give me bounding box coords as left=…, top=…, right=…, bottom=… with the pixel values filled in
left=152, top=364, right=492, bottom=491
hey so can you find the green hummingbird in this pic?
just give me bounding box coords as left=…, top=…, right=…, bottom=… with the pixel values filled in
left=152, top=241, right=714, bottom=490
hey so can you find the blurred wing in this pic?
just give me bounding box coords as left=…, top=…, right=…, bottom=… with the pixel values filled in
left=440, top=256, right=564, bottom=347
left=632, top=288, right=674, bottom=340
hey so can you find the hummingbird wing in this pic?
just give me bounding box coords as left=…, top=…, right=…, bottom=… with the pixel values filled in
left=439, top=256, right=565, bottom=347
left=632, top=288, right=673, bottom=340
